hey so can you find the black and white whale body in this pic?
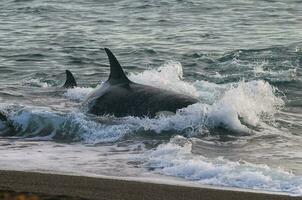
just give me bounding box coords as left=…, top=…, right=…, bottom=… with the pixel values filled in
left=83, top=48, right=199, bottom=118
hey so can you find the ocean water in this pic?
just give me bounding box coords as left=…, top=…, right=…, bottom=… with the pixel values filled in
left=0, top=0, right=302, bottom=195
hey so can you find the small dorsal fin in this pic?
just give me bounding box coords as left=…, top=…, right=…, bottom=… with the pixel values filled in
left=104, top=48, right=130, bottom=84
left=63, top=70, right=77, bottom=88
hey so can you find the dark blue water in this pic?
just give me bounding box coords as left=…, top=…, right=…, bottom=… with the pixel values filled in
left=0, top=0, right=301, bottom=195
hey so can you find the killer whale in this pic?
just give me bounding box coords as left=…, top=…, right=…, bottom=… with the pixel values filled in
left=0, top=70, right=77, bottom=130
left=63, top=70, right=77, bottom=88
left=83, top=48, right=199, bottom=117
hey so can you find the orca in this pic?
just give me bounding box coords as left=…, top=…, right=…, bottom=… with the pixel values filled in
left=63, top=70, right=77, bottom=88
left=82, top=48, right=199, bottom=117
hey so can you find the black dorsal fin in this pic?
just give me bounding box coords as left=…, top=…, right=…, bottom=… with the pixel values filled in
left=0, top=111, right=7, bottom=122
left=105, top=48, right=130, bottom=84
left=63, top=70, right=77, bottom=88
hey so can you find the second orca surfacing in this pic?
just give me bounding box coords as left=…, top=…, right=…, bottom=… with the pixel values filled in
left=83, top=48, right=199, bottom=118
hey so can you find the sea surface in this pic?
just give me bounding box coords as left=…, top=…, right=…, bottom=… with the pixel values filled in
left=0, top=0, right=302, bottom=195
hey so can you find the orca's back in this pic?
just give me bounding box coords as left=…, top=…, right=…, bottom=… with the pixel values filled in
left=88, top=83, right=198, bottom=117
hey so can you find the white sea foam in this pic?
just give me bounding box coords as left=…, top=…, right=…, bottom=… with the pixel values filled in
left=129, top=61, right=199, bottom=97
left=139, top=136, right=302, bottom=195
left=23, top=78, right=51, bottom=88
left=10, top=107, right=65, bottom=139
left=63, top=87, right=95, bottom=101
left=0, top=140, right=146, bottom=177
left=253, top=64, right=298, bottom=82
left=207, top=80, right=284, bottom=131
left=63, top=113, right=136, bottom=143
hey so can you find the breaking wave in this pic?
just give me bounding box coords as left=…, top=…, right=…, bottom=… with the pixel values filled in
left=138, top=136, right=302, bottom=195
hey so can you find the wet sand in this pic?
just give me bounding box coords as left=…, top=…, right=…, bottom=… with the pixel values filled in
left=0, top=170, right=300, bottom=200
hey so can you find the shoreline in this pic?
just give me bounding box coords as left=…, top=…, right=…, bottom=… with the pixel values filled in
left=0, top=170, right=301, bottom=200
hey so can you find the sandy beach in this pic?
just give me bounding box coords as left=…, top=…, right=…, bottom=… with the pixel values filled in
left=0, top=170, right=300, bottom=200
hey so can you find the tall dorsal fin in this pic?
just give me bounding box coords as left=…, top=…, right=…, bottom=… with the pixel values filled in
left=105, top=48, right=130, bottom=84
left=63, top=70, right=77, bottom=88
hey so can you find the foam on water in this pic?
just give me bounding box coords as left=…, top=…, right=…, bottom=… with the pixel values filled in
left=139, top=136, right=302, bottom=195
left=129, top=61, right=199, bottom=97
left=253, top=64, right=298, bottom=82
left=23, top=78, right=51, bottom=88
left=207, top=80, right=284, bottom=130
left=0, top=140, right=146, bottom=177
left=10, top=107, right=65, bottom=139
left=63, top=87, right=95, bottom=101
